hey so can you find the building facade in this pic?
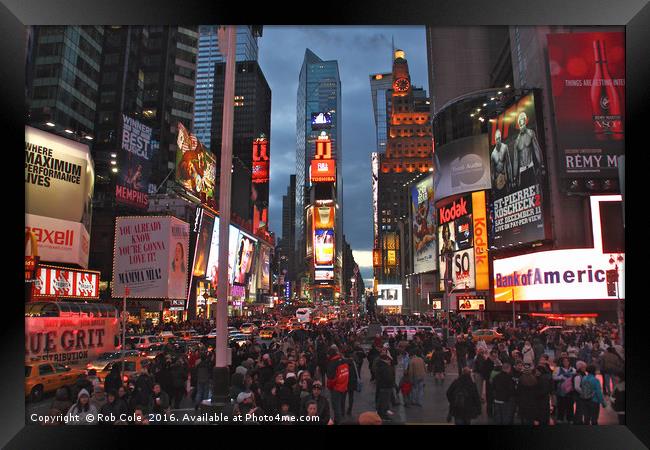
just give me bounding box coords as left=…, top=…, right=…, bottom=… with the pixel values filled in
left=374, top=51, right=433, bottom=310
left=193, top=25, right=263, bottom=149
left=211, top=60, right=272, bottom=224
left=295, top=49, right=343, bottom=297
left=26, top=26, right=105, bottom=138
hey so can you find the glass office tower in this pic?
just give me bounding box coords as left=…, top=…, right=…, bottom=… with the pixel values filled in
left=193, top=25, right=262, bottom=149
left=295, top=48, right=342, bottom=290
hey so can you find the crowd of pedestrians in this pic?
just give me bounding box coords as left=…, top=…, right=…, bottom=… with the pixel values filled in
left=42, top=311, right=624, bottom=426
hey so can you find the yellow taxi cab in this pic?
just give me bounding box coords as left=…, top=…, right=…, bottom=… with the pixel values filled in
left=97, top=356, right=152, bottom=384
left=471, top=329, right=504, bottom=344
left=25, top=361, right=86, bottom=402
left=289, top=322, right=304, bottom=332
left=258, top=327, right=276, bottom=340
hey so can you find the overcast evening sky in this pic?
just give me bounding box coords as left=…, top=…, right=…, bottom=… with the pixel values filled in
left=258, top=26, right=428, bottom=285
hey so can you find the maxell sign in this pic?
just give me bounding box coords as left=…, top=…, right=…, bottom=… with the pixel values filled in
left=25, top=213, right=90, bottom=268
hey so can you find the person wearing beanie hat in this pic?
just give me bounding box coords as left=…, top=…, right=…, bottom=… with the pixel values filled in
left=358, top=411, right=383, bottom=425
left=90, top=384, right=107, bottom=411
left=65, top=388, right=98, bottom=425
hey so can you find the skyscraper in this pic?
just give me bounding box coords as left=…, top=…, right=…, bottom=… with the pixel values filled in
left=193, top=25, right=263, bottom=149
left=375, top=50, right=433, bottom=289
left=370, top=72, right=393, bottom=153
left=211, top=60, right=271, bottom=224
left=26, top=26, right=105, bottom=137
left=280, top=174, right=297, bottom=281
left=295, top=49, right=342, bottom=291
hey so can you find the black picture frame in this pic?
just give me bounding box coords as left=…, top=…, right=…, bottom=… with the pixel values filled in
left=3, top=0, right=647, bottom=448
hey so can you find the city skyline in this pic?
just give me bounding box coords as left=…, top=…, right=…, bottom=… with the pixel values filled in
left=258, top=26, right=429, bottom=284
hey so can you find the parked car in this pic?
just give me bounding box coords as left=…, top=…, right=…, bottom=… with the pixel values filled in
left=25, top=362, right=86, bottom=402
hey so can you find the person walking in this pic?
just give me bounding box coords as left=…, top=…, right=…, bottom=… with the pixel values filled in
left=572, top=361, right=588, bottom=424
left=406, top=349, right=426, bottom=407
left=431, top=346, right=446, bottom=385
left=446, top=367, right=481, bottom=425
left=552, top=357, right=576, bottom=424
left=375, top=351, right=396, bottom=421
left=610, top=371, right=625, bottom=425
left=455, top=335, right=469, bottom=374
left=491, top=362, right=516, bottom=425
left=599, top=347, right=624, bottom=396
left=194, top=355, right=212, bottom=411
left=580, top=365, right=607, bottom=425
left=342, top=349, right=359, bottom=415
left=325, top=346, right=350, bottom=424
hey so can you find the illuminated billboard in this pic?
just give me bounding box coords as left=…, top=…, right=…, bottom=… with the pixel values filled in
left=205, top=220, right=240, bottom=289
left=251, top=136, right=270, bottom=233
left=191, top=208, right=215, bottom=277
left=377, top=284, right=402, bottom=306
left=371, top=152, right=379, bottom=245
left=411, top=175, right=436, bottom=273
left=494, top=195, right=624, bottom=302
left=311, top=112, right=333, bottom=130
left=116, top=114, right=155, bottom=209
left=112, top=216, right=190, bottom=299
left=314, top=229, right=335, bottom=267
left=547, top=32, right=624, bottom=192
left=433, top=134, right=491, bottom=201
left=457, top=296, right=486, bottom=311
left=175, top=122, right=217, bottom=204
left=233, top=231, right=258, bottom=286
left=32, top=265, right=100, bottom=299
left=310, top=159, right=336, bottom=183
left=488, top=92, right=548, bottom=248
left=437, top=192, right=489, bottom=291
left=315, top=269, right=334, bottom=282
left=258, top=245, right=271, bottom=291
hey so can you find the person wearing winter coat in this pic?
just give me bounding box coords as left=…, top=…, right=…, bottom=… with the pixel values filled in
left=599, top=347, right=625, bottom=395
left=375, top=352, right=396, bottom=420
left=446, top=367, right=481, bottom=425
left=405, top=350, right=426, bottom=407
left=299, top=380, right=331, bottom=424
left=552, top=357, right=576, bottom=424
left=169, top=360, right=188, bottom=409
left=491, top=362, right=516, bottom=424
left=90, top=385, right=107, bottom=412
left=151, top=383, right=171, bottom=415
left=50, top=387, right=73, bottom=418
left=610, top=371, right=625, bottom=425
left=65, top=389, right=98, bottom=425
left=521, top=341, right=535, bottom=366
left=516, top=366, right=542, bottom=425
left=580, top=365, right=607, bottom=425
left=99, top=390, right=128, bottom=424
left=103, top=364, right=122, bottom=396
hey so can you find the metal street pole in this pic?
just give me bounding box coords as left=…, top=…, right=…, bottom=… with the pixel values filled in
left=212, top=25, right=237, bottom=406
left=512, top=289, right=515, bottom=328
left=616, top=267, right=624, bottom=347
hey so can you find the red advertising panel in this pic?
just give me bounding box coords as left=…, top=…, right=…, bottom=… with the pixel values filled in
left=311, top=159, right=336, bottom=183
left=32, top=265, right=100, bottom=299
left=252, top=136, right=270, bottom=232
left=547, top=32, right=624, bottom=192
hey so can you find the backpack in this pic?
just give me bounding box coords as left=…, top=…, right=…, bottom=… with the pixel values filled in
left=560, top=375, right=574, bottom=395
left=580, top=376, right=595, bottom=400
left=453, top=387, right=468, bottom=412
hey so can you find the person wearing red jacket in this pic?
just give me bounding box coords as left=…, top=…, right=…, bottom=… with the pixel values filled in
left=326, top=346, right=349, bottom=424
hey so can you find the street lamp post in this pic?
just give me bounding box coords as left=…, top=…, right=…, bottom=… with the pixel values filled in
left=609, top=254, right=624, bottom=347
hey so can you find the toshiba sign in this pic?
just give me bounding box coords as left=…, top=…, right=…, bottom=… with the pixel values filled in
left=310, top=159, right=336, bottom=183
left=25, top=214, right=90, bottom=268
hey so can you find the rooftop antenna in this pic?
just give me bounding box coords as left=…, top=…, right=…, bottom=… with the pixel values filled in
left=391, top=35, right=395, bottom=62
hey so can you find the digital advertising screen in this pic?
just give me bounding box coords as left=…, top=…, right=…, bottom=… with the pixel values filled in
left=310, top=159, right=336, bottom=183
left=258, top=245, right=271, bottom=291
left=205, top=221, right=240, bottom=288
left=175, top=122, right=217, bottom=204
left=233, top=231, right=258, bottom=286
left=488, top=93, right=548, bottom=249
left=377, top=284, right=402, bottom=306
left=547, top=32, right=624, bottom=191
left=457, top=297, right=486, bottom=311
left=411, top=175, right=437, bottom=274
left=311, top=111, right=332, bottom=130
left=315, top=269, right=334, bottom=282
left=192, top=209, right=215, bottom=277
left=314, top=229, right=335, bottom=267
